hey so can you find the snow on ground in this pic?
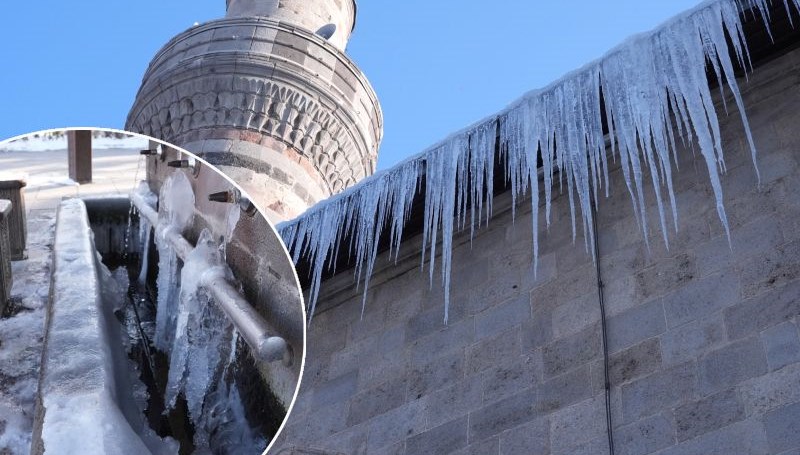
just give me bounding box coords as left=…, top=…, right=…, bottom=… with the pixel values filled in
left=0, top=145, right=146, bottom=212
left=0, top=211, right=55, bottom=454
left=0, top=133, right=149, bottom=153
left=0, top=134, right=146, bottom=453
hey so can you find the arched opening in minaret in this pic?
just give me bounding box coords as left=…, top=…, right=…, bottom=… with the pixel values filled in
left=316, top=23, right=336, bottom=40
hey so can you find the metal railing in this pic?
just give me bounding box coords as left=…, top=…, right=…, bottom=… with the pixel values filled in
left=130, top=190, right=292, bottom=365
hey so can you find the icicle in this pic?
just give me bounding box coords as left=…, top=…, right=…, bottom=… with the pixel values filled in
left=277, top=0, right=798, bottom=322
left=150, top=172, right=195, bottom=351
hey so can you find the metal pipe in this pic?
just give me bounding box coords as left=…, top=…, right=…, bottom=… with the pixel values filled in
left=130, top=189, right=291, bottom=365
left=208, top=188, right=258, bottom=217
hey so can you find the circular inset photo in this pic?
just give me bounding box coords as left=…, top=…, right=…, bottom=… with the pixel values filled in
left=0, top=128, right=305, bottom=455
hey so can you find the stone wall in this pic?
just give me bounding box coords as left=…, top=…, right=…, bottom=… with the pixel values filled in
left=274, top=46, right=800, bottom=454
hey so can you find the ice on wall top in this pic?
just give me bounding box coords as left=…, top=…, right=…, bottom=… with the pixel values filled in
left=278, top=0, right=800, bottom=321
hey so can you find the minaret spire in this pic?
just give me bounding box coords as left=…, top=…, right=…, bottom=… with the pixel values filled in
left=225, top=0, right=357, bottom=51
left=128, top=0, right=381, bottom=221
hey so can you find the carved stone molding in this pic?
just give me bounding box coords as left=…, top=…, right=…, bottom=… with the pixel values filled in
left=131, top=76, right=365, bottom=193
left=127, top=17, right=382, bottom=199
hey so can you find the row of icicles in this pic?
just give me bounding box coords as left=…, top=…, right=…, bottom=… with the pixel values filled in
left=278, top=0, right=800, bottom=322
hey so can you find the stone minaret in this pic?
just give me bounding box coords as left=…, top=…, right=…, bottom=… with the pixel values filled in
left=127, top=0, right=382, bottom=221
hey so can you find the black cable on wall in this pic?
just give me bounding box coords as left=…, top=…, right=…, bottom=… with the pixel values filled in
left=590, top=196, right=616, bottom=455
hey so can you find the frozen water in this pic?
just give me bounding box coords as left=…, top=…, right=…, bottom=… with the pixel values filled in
left=164, top=229, right=230, bottom=414
left=136, top=178, right=260, bottom=452
left=149, top=173, right=195, bottom=351
left=159, top=171, right=195, bottom=233
left=278, top=0, right=799, bottom=321
left=161, top=228, right=262, bottom=452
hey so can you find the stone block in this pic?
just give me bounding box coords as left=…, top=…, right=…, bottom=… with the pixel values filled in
left=551, top=294, right=600, bottom=340
left=725, top=280, right=800, bottom=340
left=615, top=413, right=675, bottom=455
left=764, top=402, right=800, bottom=453
left=408, top=349, right=465, bottom=400
left=365, top=400, right=428, bottom=452
left=657, top=420, right=769, bottom=455
left=738, top=363, right=800, bottom=415
left=405, top=304, right=455, bottom=344
left=498, top=417, right=549, bottom=455
left=311, top=370, right=358, bottom=408
left=634, top=252, right=697, bottom=300
left=481, top=351, right=542, bottom=404
left=607, top=299, right=666, bottom=353
left=699, top=337, right=768, bottom=394
left=345, top=302, right=387, bottom=344
left=409, top=318, right=475, bottom=366
left=739, top=238, right=800, bottom=298
left=675, top=389, right=745, bottom=442
left=468, top=269, right=525, bottom=313
left=549, top=396, right=606, bottom=454
left=475, top=294, right=530, bottom=339
left=520, top=250, right=558, bottom=291
left=406, top=416, right=468, bottom=455
left=608, top=338, right=662, bottom=385
left=385, top=286, right=423, bottom=323
left=468, top=388, right=537, bottom=443
left=696, top=214, right=784, bottom=275
left=761, top=321, right=800, bottom=371
left=358, top=354, right=411, bottom=390
left=453, top=437, right=499, bottom=455
left=662, top=271, right=740, bottom=329
left=450, top=256, right=491, bottom=294
left=522, top=306, right=553, bottom=351
left=552, top=264, right=597, bottom=304
left=555, top=240, right=593, bottom=274
left=425, top=375, right=482, bottom=428
left=327, top=335, right=379, bottom=379
left=660, top=313, right=726, bottom=366
left=603, top=276, right=640, bottom=317
left=346, top=376, right=406, bottom=426
left=621, top=361, right=697, bottom=422
left=542, top=323, right=601, bottom=378
left=317, top=422, right=369, bottom=455
left=294, top=401, right=350, bottom=442
left=535, top=366, right=593, bottom=414
left=562, top=436, right=611, bottom=455
left=466, top=326, right=521, bottom=375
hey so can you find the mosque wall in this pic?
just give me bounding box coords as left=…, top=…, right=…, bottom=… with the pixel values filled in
left=273, top=46, right=800, bottom=454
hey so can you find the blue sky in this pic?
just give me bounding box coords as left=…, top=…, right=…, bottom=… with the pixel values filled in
left=0, top=1, right=700, bottom=169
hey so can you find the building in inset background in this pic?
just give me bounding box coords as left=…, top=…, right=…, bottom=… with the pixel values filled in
left=130, top=0, right=800, bottom=454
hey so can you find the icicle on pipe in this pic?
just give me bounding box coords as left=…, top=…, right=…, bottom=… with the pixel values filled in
left=278, top=0, right=798, bottom=322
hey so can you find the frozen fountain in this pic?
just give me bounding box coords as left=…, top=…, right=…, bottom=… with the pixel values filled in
left=32, top=146, right=305, bottom=455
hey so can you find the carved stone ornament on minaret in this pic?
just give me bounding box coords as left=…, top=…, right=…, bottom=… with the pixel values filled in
left=127, top=0, right=382, bottom=221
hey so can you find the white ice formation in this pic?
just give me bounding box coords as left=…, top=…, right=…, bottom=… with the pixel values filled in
left=152, top=172, right=194, bottom=350
left=134, top=177, right=262, bottom=453
left=278, top=0, right=799, bottom=322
